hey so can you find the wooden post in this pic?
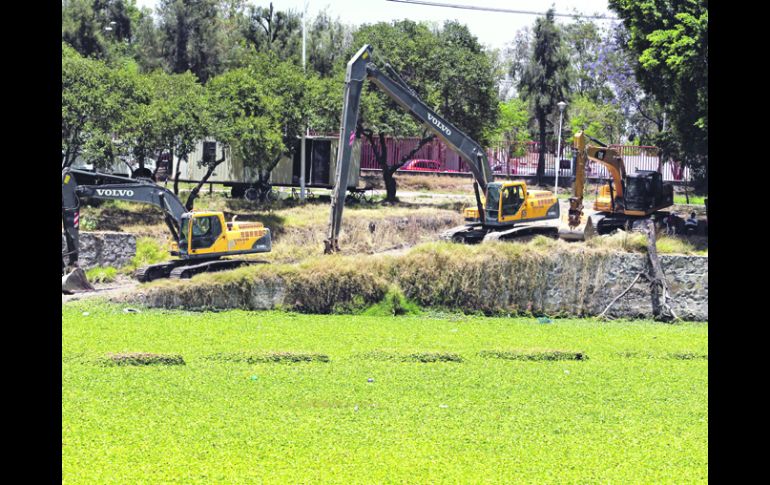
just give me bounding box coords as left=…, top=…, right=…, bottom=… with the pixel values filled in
left=642, top=218, right=678, bottom=322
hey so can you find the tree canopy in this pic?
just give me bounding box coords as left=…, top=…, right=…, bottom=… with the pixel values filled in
left=608, top=0, right=708, bottom=188
left=518, top=9, right=570, bottom=185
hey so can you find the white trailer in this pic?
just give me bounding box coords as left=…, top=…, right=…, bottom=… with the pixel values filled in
left=175, top=135, right=362, bottom=198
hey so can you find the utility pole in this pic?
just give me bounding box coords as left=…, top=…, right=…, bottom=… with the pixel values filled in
left=300, top=0, right=309, bottom=200
left=554, top=101, right=567, bottom=195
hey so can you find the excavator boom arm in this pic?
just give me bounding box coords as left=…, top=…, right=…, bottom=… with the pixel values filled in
left=62, top=168, right=187, bottom=268
left=568, top=132, right=627, bottom=227
left=325, top=44, right=494, bottom=252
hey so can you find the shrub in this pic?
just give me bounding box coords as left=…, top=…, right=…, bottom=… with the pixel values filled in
left=126, top=237, right=170, bottom=271
left=86, top=266, right=117, bottom=283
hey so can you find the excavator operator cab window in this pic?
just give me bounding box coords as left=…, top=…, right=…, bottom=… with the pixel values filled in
left=485, top=185, right=501, bottom=222
left=501, top=185, right=524, bottom=217
left=190, top=215, right=223, bottom=250
left=179, top=217, right=190, bottom=254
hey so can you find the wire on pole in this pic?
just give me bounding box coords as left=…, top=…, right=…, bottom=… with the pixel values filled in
left=384, top=0, right=618, bottom=20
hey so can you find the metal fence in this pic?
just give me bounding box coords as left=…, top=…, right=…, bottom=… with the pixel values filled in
left=359, top=136, right=690, bottom=182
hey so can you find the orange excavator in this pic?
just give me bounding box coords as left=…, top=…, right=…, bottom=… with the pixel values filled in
left=560, top=131, right=674, bottom=240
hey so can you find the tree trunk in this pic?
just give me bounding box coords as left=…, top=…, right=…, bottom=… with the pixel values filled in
left=642, top=218, right=677, bottom=322
left=383, top=167, right=398, bottom=202
left=363, top=129, right=435, bottom=204
left=537, top=113, right=546, bottom=186
left=173, top=155, right=185, bottom=196
left=185, top=157, right=225, bottom=211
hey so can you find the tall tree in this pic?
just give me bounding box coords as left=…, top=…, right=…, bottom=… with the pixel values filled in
left=62, top=43, right=147, bottom=170
left=133, top=7, right=166, bottom=71
left=308, top=10, right=353, bottom=77
left=608, top=0, right=708, bottom=191
left=206, top=53, right=310, bottom=203
left=518, top=9, right=571, bottom=186
left=243, top=2, right=302, bottom=63
left=62, top=0, right=140, bottom=59
left=590, top=24, right=666, bottom=144
left=562, top=18, right=613, bottom=102
left=158, top=0, right=226, bottom=82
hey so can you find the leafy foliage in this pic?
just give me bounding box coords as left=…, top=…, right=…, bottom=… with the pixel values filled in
left=206, top=53, right=309, bottom=188
left=568, top=95, right=625, bottom=144
left=348, top=20, right=500, bottom=200
left=608, top=0, right=708, bottom=190
left=61, top=44, right=148, bottom=169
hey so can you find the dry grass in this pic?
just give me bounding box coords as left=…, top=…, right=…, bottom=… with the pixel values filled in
left=586, top=230, right=699, bottom=255
left=358, top=350, right=463, bottom=363
left=360, top=172, right=474, bottom=194
left=479, top=349, right=587, bottom=361
left=99, top=352, right=185, bottom=366
left=206, top=351, right=330, bottom=364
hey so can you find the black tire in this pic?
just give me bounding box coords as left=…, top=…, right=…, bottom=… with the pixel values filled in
left=244, top=187, right=259, bottom=201
left=231, top=185, right=246, bottom=198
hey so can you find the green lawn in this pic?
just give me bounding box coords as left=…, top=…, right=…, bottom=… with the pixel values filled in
left=62, top=301, right=708, bottom=484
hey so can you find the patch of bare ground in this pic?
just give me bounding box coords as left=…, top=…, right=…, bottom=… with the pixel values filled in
left=62, top=275, right=139, bottom=304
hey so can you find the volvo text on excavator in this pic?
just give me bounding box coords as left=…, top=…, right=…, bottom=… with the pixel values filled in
left=62, top=168, right=272, bottom=292
left=324, top=44, right=561, bottom=252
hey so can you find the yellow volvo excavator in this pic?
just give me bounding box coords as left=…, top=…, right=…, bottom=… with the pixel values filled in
left=62, top=169, right=272, bottom=292
left=324, top=44, right=561, bottom=250
left=560, top=131, right=674, bottom=240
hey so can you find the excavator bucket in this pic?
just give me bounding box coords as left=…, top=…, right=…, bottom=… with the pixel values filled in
left=62, top=267, right=95, bottom=294
left=557, top=213, right=597, bottom=241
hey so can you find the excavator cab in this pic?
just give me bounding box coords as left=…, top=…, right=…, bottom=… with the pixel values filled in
left=178, top=212, right=226, bottom=257
left=463, top=181, right=559, bottom=227
left=624, top=170, right=674, bottom=214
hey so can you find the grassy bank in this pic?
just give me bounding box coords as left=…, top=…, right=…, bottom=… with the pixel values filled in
left=62, top=301, right=708, bottom=484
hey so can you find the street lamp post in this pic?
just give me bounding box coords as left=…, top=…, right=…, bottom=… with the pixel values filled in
left=300, top=2, right=308, bottom=201
left=554, top=101, right=567, bottom=196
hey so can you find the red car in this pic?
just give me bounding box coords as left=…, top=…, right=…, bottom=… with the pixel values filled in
left=401, top=159, right=457, bottom=172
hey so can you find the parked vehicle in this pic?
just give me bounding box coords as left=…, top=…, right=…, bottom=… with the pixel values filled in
left=401, top=159, right=458, bottom=173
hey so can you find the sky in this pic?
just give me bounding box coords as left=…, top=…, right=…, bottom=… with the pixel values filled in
left=134, top=0, right=615, bottom=51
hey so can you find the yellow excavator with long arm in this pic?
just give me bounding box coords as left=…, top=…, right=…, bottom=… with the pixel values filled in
left=324, top=44, right=561, bottom=251
left=561, top=131, right=674, bottom=239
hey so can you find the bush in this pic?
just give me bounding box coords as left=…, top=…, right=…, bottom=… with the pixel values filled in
left=361, top=285, right=422, bottom=316
left=126, top=237, right=170, bottom=271
left=86, top=266, right=117, bottom=283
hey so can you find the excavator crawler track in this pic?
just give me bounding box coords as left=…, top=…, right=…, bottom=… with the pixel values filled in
left=441, top=222, right=559, bottom=244
left=135, top=261, right=187, bottom=283
left=169, top=259, right=265, bottom=280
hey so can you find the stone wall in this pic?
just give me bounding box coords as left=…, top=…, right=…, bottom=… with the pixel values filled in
left=129, top=251, right=708, bottom=321
left=62, top=231, right=136, bottom=269
left=540, top=253, right=707, bottom=320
